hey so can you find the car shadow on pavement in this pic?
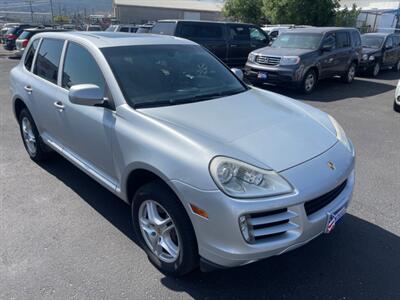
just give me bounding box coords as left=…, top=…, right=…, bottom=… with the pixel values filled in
left=256, top=71, right=397, bottom=102
left=38, top=155, right=400, bottom=300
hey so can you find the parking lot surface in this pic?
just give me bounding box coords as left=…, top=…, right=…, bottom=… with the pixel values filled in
left=1, top=57, right=399, bottom=299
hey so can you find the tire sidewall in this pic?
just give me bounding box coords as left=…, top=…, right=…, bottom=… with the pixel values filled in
left=131, top=181, right=198, bottom=276
left=345, top=63, right=356, bottom=83
left=18, top=109, right=41, bottom=160
left=301, top=70, right=317, bottom=94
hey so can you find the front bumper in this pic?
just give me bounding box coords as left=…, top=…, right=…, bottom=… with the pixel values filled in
left=359, top=59, right=376, bottom=71
left=172, top=142, right=355, bottom=268
left=244, top=62, right=304, bottom=86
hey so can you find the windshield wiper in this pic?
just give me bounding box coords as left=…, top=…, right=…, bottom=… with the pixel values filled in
left=133, top=89, right=245, bottom=109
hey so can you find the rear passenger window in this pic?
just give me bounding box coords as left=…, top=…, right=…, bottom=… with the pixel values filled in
left=180, top=23, right=223, bottom=39
left=34, top=38, right=64, bottom=84
left=151, top=22, right=176, bottom=35
left=336, top=32, right=350, bottom=48
left=24, top=39, right=39, bottom=71
left=62, top=42, right=105, bottom=92
left=120, top=27, right=129, bottom=32
left=230, top=25, right=250, bottom=41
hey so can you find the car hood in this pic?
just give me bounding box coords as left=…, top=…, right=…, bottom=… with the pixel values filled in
left=139, top=89, right=338, bottom=172
left=362, top=47, right=380, bottom=55
left=255, top=47, right=315, bottom=57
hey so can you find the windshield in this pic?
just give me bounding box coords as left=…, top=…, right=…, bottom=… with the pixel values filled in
left=272, top=33, right=322, bottom=49
left=102, top=44, right=247, bottom=108
left=362, top=36, right=384, bottom=49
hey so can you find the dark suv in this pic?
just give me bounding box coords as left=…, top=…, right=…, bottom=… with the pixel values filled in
left=151, top=20, right=269, bottom=67
left=244, top=27, right=362, bottom=93
left=360, top=33, right=400, bottom=76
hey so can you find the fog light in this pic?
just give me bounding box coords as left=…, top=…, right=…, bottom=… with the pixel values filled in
left=239, top=215, right=253, bottom=243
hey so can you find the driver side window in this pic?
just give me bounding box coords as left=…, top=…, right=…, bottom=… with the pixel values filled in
left=323, top=33, right=336, bottom=50
left=62, top=42, right=105, bottom=93
left=385, top=37, right=393, bottom=48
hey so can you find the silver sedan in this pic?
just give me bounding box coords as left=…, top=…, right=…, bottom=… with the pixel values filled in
left=9, top=32, right=355, bottom=276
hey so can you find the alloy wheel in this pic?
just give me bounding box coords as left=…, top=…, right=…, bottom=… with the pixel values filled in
left=348, top=65, right=356, bottom=82
left=21, top=117, right=37, bottom=156
left=304, top=73, right=315, bottom=92
left=138, top=200, right=180, bottom=263
left=373, top=63, right=380, bottom=77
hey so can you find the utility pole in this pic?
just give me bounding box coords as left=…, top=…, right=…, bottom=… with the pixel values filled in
left=49, top=0, right=54, bottom=24
left=28, top=0, right=34, bottom=23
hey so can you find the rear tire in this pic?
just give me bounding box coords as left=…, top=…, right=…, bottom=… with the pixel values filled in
left=342, top=62, right=356, bottom=83
left=18, top=108, right=50, bottom=162
left=131, top=180, right=199, bottom=277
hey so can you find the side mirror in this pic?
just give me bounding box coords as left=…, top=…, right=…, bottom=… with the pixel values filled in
left=69, top=84, right=104, bottom=106
left=385, top=44, right=392, bottom=50
left=231, top=68, right=244, bottom=80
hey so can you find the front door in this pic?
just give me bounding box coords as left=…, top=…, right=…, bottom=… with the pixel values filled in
left=382, top=36, right=396, bottom=67
left=57, top=41, right=116, bottom=182
left=319, top=33, right=338, bottom=78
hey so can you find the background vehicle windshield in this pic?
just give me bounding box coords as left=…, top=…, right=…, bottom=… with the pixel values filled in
left=362, top=36, right=384, bottom=49
left=18, top=30, right=33, bottom=39
left=102, top=44, right=246, bottom=108
left=271, top=32, right=322, bottom=49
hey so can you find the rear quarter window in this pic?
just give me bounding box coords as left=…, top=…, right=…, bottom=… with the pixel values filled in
left=24, top=39, right=39, bottom=71
left=151, top=22, right=176, bottom=35
left=179, top=23, right=223, bottom=40
left=351, top=31, right=361, bottom=47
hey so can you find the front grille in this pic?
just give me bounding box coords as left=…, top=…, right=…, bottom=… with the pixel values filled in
left=256, top=55, right=281, bottom=66
left=304, top=180, right=348, bottom=216
left=247, top=208, right=299, bottom=243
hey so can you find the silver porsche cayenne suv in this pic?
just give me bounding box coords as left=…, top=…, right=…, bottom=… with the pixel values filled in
left=9, top=32, right=355, bottom=276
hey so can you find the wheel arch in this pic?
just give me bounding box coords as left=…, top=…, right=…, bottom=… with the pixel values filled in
left=13, top=97, right=28, bottom=121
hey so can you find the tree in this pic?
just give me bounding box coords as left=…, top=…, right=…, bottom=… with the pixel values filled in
left=335, top=4, right=360, bottom=27
left=262, top=0, right=340, bottom=26
left=223, top=0, right=265, bottom=24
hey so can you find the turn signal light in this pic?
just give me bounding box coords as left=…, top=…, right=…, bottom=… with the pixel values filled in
left=190, top=204, right=209, bottom=219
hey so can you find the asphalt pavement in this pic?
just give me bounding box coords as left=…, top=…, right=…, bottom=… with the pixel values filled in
left=1, top=57, right=399, bottom=300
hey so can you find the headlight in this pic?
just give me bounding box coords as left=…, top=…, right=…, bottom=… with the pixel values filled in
left=248, top=52, right=256, bottom=63
left=362, top=54, right=368, bottom=61
left=368, top=55, right=375, bottom=61
left=328, top=115, right=352, bottom=153
left=209, top=156, right=293, bottom=198
left=280, top=56, right=300, bottom=65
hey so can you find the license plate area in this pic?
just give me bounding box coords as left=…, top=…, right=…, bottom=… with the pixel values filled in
left=257, top=72, right=268, bottom=80
left=325, top=206, right=346, bottom=233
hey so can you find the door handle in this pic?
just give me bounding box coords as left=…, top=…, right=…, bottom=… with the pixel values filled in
left=230, top=44, right=238, bottom=48
left=24, top=85, right=32, bottom=94
left=53, top=101, right=65, bottom=111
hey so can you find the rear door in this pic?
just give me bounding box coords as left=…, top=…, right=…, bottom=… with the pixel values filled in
left=176, top=22, right=227, bottom=62
left=334, top=31, right=352, bottom=73
left=30, top=38, right=66, bottom=147
left=227, top=24, right=251, bottom=67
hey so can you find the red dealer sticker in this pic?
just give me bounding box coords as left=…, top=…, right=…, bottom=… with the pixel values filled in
left=325, top=206, right=347, bottom=234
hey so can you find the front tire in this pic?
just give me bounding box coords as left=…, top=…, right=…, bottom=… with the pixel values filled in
left=132, top=180, right=198, bottom=276
left=18, top=108, right=50, bottom=162
left=300, top=69, right=317, bottom=94
left=394, top=97, right=400, bottom=112
left=371, top=62, right=381, bottom=77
